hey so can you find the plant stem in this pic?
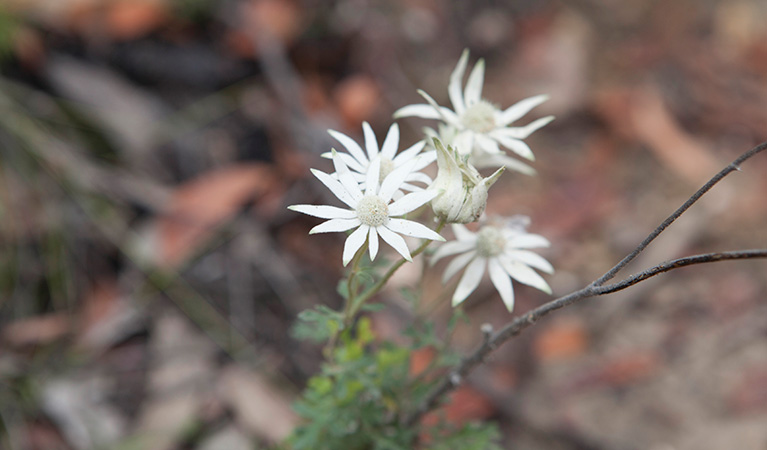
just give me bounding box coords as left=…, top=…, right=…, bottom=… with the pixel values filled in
left=325, top=241, right=368, bottom=357
left=356, top=219, right=447, bottom=310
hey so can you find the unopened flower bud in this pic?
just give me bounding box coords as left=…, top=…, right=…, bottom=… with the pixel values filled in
left=429, top=138, right=504, bottom=224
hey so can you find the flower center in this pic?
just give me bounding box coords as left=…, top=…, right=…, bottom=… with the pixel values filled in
left=461, top=100, right=497, bottom=133
left=476, top=226, right=506, bottom=257
left=379, top=157, right=395, bottom=183
left=356, top=195, right=389, bottom=227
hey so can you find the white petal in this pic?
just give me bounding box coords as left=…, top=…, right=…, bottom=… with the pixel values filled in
left=488, top=258, right=514, bottom=311
left=410, top=151, right=437, bottom=172
left=288, top=204, right=356, bottom=219
left=325, top=151, right=367, bottom=173
left=508, top=233, right=550, bottom=249
left=453, top=131, right=474, bottom=156
left=378, top=158, right=416, bottom=202
left=475, top=134, right=502, bottom=155
left=431, top=240, right=476, bottom=265
left=506, top=250, right=554, bottom=274
left=463, top=59, right=485, bottom=107
left=452, top=257, right=486, bottom=306
left=449, top=49, right=469, bottom=115
left=492, top=135, right=534, bottom=161
left=398, top=182, right=422, bottom=192
left=393, top=104, right=443, bottom=120
left=385, top=218, right=444, bottom=241
left=388, top=190, right=438, bottom=216
left=311, top=169, right=358, bottom=208
left=309, top=218, right=361, bottom=234
left=377, top=226, right=412, bottom=261
left=406, top=171, right=433, bottom=185
left=451, top=224, right=476, bottom=242
left=368, top=226, right=379, bottom=261
left=342, top=225, right=369, bottom=266
left=417, top=90, right=461, bottom=126
left=392, top=141, right=427, bottom=164
left=442, top=250, right=477, bottom=282
left=363, top=156, right=381, bottom=196
left=498, top=94, right=549, bottom=126
left=332, top=150, right=364, bottom=201
left=499, top=257, right=552, bottom=294
left=471, top=152, right=536, bottom=175
left=492, top=116, right=555, bottom=139
left=380, top=123, right=400, bottom=160
left=362, top=121, right=379, bottom=161
left=328, top=129, right=368, bottom=165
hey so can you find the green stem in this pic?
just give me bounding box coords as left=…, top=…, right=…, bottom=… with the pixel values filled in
left=354, top=219, right=447, bottom=314
left=325, top=241, right=368, bottom=357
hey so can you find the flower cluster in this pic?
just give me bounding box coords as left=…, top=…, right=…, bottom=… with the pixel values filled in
left=290, top=50, right=554, bottom=311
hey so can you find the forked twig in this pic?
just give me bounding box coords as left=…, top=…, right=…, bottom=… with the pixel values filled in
left=403, top=140, right=767, bottom=427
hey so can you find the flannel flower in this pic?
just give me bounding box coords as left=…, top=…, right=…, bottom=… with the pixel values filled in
left=289, top=151, right=444, bottom=266
left=394, top=50, right=554, bottom=175
left=431, top=217, right=553, bottom=312
left=325, top=122, right=436, bottom=198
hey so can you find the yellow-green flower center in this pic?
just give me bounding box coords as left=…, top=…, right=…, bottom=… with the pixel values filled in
left=379, top=157, right=395, bottom=184
left=461, top=100, right=497, bottom=133
left=356, top=195, right=389, bottom=227
left=476, top=226, right=506, bottom=257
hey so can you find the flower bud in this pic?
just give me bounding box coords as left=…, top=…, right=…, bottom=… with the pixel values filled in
left=429, top=138, right=504, bottom=224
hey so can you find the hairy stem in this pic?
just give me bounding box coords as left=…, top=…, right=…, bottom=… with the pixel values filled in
left=403, top=141, right=767, bottom=427
left=356, top=219, right=447, bottom=308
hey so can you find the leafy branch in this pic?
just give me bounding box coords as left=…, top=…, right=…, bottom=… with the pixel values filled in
left=403, top=140, right=767, bottom=427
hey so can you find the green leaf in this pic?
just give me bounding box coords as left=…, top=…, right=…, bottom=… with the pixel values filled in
left=291, top=305, right=344, bottom=343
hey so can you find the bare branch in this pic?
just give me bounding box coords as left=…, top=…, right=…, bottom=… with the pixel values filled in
left=403, top=141, right=767, bottom=427
left=592, top=141, right=767, bottom=287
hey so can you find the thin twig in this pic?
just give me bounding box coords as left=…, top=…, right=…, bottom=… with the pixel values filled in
left=592, top=140, right=767, bottom=287
left=403, top=141, right=767, bottom=426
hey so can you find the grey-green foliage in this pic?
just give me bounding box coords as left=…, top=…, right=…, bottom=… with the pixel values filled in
left=289, top=315, right=502, bottom=449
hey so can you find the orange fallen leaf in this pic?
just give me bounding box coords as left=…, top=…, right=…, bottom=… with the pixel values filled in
left=534, top=317, right=589, bottom=362
left=2, top=314, right=70, bottom=348
left=154, top=163, right=278, bottom=268
left=106, top=0, right=169, bottom=41
left=422, top=385, right=496, bottom=429
left=333, top=75, right=381, bottom=127
left=409, top=347, right=436, bottom=377
left=242, top=0, right=303, bottom=48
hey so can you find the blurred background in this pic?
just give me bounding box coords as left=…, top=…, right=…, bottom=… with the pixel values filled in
left=0, top=0, right=766, bottom=449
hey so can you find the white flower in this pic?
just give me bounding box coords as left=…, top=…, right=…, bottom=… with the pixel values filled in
left=432, top=217, right=553, bottom=311
left=324, top=122, right=436, bottom=197
left=289, top=151, right=445, bottom=266
left=429, top=138, right=504, bottom=224
left=394, top=50, right=554, bottom=174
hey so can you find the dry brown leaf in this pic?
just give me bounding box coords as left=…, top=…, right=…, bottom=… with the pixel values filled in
left=422, top=385, right=496, bottom=428
left=1, top=314, right=70, bottom=348
left=217, top=366, right=298, bottom=443
left=242, top=0, right=303, bottom=46
left=728, top=366, right=767, bottom=414
left=333, top=75, right=381, bottom=127
left=409, top=347, right=436, bottom=377
left=134, top=313, right=216, bottom=450
left=154, top=163, right=278, bottom=268
left=630, top=87, right=721, bottom=185
left=533, top=317, right=589, bottom=362
left=561, top=351, right=660, bottom=394
left=106, top=0, right=169, bottom=41
left=76, top=280, right=143, bottom=351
